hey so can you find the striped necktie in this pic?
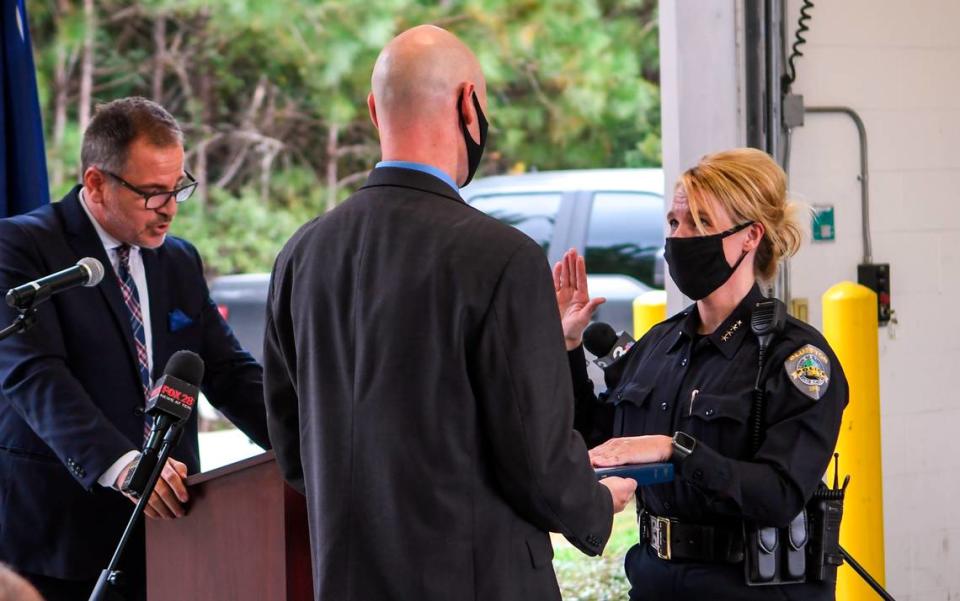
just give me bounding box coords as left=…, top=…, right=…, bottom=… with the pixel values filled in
left=115, top=244, right=152, bottom=438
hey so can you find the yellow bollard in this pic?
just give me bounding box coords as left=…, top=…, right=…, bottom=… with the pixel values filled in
left=633, top=290, right=667, bottom=339
left=822, top=282, right=884, bottom=601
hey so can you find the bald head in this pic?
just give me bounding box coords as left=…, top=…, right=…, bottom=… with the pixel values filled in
left=368, top=25, right=488, bottom=186
left=371, top=25, right=485, bottom=126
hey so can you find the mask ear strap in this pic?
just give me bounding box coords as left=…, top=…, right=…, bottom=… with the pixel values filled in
left=726, top=221, right=757, bottom=271
left=723, top=220, right=754, bottom=236
left=730, top=249, right=750, bottom=273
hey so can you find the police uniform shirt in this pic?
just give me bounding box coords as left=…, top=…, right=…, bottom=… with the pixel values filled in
left=571, top=284, right=848, bottom=528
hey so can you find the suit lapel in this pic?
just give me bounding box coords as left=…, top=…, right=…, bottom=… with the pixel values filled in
left=141, top=246, right=167, bottom=381
left=57, top=188, right=141, bottom=376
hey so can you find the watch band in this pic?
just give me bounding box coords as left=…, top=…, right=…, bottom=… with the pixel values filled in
left=672, top=431, right=697, bottom=462
left=120, top=454, right=143, bottom=496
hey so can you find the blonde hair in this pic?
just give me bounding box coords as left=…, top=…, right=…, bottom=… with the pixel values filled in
left=678, top=147, right=804, bottom=281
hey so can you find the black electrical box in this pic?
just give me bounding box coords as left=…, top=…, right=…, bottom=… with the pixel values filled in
left=857, top=263, right=891, bottom=325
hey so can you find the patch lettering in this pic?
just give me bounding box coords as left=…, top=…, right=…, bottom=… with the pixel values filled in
left=784, top=344, right=831, bottom=401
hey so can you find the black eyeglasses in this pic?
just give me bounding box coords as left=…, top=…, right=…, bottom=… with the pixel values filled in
left=102, top=169, right=198, bottom=210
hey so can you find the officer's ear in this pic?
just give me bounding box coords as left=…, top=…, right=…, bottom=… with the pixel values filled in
left=745, top=222, right=765, bottom=253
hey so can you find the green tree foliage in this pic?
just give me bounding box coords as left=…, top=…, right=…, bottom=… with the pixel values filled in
left=29, top=0, right=659, bottom=275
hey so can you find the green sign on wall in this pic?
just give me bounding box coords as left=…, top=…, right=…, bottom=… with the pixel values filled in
left=812, top=205, right=835, bottom=242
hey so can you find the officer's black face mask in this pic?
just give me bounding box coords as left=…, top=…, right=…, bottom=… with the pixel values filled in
left=457, top=90, right=488, bottom=187
left=664, top=221, right=753, bottom=301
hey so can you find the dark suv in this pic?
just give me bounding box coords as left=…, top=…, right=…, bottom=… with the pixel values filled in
left=211, top=168, right=665, bottom=363
left=462, top=168, right=665, bottom=333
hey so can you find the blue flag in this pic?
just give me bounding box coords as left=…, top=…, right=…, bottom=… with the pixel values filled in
left=1, top=0, right=49, bottom=218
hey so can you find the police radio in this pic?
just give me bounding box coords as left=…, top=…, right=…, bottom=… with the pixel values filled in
left=748, top=298, right=787, bottom=455
left=807, top=453, right=848, bottom=583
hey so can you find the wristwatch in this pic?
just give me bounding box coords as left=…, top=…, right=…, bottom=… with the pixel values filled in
left=119, top=453, right=143, bottom=496
left=671, top=431, right=697, bottom=462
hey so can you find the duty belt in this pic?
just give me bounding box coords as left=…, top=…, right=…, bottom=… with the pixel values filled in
left=639, top=509, right=745, bottom=563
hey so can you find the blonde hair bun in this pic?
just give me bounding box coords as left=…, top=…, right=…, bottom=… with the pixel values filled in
left=678, top=147, right=803, bottom=281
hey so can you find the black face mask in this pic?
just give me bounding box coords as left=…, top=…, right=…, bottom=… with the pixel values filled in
left=664, top=221, right=753, bottom=300
left=457, top=90, right=488, bottom=187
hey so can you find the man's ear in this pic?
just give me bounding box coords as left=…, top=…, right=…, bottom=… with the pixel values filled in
left=459, top=82, right=476, bottom=126
left=83, top=167, right=107, bottom=204
left=368, top=92, right=379, bottom=130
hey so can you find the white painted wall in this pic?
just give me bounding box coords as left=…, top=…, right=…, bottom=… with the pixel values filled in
left=785, top=1, right=960, bottom=599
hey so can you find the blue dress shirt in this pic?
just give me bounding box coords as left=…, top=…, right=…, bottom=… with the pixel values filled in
left=375, top=161, right=459, bottom=193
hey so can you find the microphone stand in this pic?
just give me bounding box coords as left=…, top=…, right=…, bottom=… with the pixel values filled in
left=840, top=546, right=897, bottom=601
left=0, top=307, right=38, bottom=341
left=88, top=421, right=186, bottom=601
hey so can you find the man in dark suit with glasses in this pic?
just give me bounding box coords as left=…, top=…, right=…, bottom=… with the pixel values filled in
left=0, top=97, right=270, bottom=600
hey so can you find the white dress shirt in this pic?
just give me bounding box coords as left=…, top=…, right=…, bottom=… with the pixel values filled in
left=78, top=189, right=151, bottom=487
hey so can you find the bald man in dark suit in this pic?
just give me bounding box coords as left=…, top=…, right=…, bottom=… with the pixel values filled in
left=263, top=25, right=636, bottom=601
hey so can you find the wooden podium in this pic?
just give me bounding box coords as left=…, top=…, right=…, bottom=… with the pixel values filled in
left=145, top=451, right=313, bottom=600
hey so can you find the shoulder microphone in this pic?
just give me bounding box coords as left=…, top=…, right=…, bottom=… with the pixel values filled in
left=5, top=257, right=104, bottom=309
left=122, top=350, right=204, bottom=497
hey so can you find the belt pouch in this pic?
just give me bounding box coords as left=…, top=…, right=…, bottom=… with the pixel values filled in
left=786, top=510, right=809, bottom=580
left=745, top=525, right=779, bottom=584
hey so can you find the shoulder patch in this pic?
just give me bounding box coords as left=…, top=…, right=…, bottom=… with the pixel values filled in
left=784, top=344, right=831, bottom=401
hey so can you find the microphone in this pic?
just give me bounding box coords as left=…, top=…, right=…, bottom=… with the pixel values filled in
left=90, top=351, right=203, bottom=601
left=583, top=322, right=635, bottom=390
left=5, top=257, right=105, bottom=309
left=583, top=322, right=635, bottom=368
left=122, top=350, right=203, bottom=497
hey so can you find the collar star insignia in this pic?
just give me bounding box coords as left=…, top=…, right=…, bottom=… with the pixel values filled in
left=720, top=319, right=743, bottom=342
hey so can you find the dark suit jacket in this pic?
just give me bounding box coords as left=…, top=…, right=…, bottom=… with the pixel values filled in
left=0, top=186, right=270, bottom=580
left=264, top=167, right=613, bottom=601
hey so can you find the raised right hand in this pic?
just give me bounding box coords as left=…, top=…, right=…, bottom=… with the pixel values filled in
left=599, top=476, right=637, bottom=513
left=553, top=249, right=605, bottom=350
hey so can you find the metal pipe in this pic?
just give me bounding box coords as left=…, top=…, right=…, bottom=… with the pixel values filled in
left=804, top=106, right=872, bottom=263
left=766, top=0, right=786, bottom=165
left=768, top=0, right=791, bottom=305
left=756, top=0, right=794, bottom=305
left=743, top=0, right=767, bottom=150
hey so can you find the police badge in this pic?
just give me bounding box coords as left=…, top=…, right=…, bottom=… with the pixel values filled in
left=784, top=344, right=831, bottom=401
